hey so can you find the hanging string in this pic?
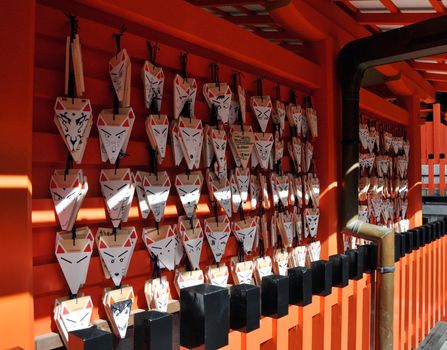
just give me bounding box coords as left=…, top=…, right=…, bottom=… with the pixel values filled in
left=147, top=41, right=159, bottom=66
left=150, top=252, right=161, bottom=279
left=179, top=53, right=191, bottom=118
left=237, top=239, right=244, bottom=262
left=180, top=53, right=188, bottom=80
left=232, top=71, right=240, bottom=94
left=64, top=153, right=73, bottom=181
left=209, top=63, right=220, bottom=125
left=259, top=238, right=265, bottom=258
left=71, top=224, right=77, bottom=246
left=147, top=145, right=158, bottom=175
left=65, top=14, right=78, bottom=101
left=275, top=84, right=281, bottom=102
left=112, top=25, right=126, bottom=117
left=289, top=89, right=296, bottom=105
left=256, top=77, right=263, bottom=101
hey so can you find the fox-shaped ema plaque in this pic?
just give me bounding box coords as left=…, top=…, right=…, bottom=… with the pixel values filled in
left=54, top=295, right=93, bottom=347
left=203, top=83, right=232, bottom=124
left=251, top=96, right=272, bottom=133
left=54, top=97, right=92, bottom=164
left=142, top=171, right=171, bottom=222
left=50, top=169, right=88, bottom=231
left=145, top=114, right=169, bottom=164
left=206, top=263, right=229, bottom=288
left=97, top=227, right=137, bottom=287
left=103, top=286, right=134, bottom=339
left=97, top=107, right=135, bottom=164
left=143, top=225, right=176, bottom=271
left=142, top=60, right=164, bottom=112
left=109, top=48, right=131, bottom=107
left=55, top=231, right=93, bottom=296
left=204, top=215, right=231, bottom=263
left=175, top=173, right=202, bottom=218
left=231, top=217, right=258, bottom=256
left=173, top=74, right=197, bottom=119
left=99, top=168, right=135, bottom=228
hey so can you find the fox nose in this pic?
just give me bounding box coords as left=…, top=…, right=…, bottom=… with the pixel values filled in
left=115, top=273, right=119, bottom=276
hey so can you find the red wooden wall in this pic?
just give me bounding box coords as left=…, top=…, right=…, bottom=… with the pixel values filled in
left=32, top=3, right=311, bottom=336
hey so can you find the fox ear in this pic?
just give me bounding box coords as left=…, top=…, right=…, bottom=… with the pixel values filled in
left=252, top=99, right=258, bottom=107
left=50, top=179, right=58, bottom=189
left=100, top=171, right=108, bottom=182
left=225, top=86, right=231, bottom=95
left=97, top=115, right=106, bottom=126
left=56, top=244, right=66, bottom=254
left=99, top=239, right=108, bottom=249
left=175, top=177, right=183, bottom=187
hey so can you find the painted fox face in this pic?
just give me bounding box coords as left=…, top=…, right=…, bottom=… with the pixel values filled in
left=97, top=109, right=134, bottom=164
left=204, top=216, right=230, bottom=262
left=109, top=49, right=129, bottom=101
left=291, top=246, right=307, bottom=267
left=143, top=172, right=171, bottom=222
left=143, top=61, right=164, bottom=111
left=100, top=169, right=134, bottom=227
left=173, top=74, right=197, bottom=119
left=50, top=172, right=85, bottom=230
left=273, top=100, right=286, bottom=132
left=307, top=241, right=321, bottom=262
left=111, top=300, right=132, bottom=338
left=97, top=232, right=135, bottom=287
left=175, top=269, right=204, bottom=292
left=304, top=208, right=319, bottom=238
left=210, top=128, right=227, bottom=167
left=231, top=259, right=254, bottom=285
left=56, top=296, right=93, bottom=345
left=146, top=115, right=169, bottom=161
left=178, top=117, right=203, bottom=169
left=251, top=96, right=272, bottom=132
left=54, top=97, right=92, bottom=153
left=104, top=286, right=134, bottom=339
left=207, top=264, right=229, bottom=287
left=275, top=175, right=289, bottom=207
left=175, top=174, right=201, bottom=218
left=254, top=256, right=272, bottom=285
left=180, top=218, right=203, bottom=270
left=283, top=220, right=295, bottom=247
left=211, top=178, right=232, bottom=217
left=204, top=84, right=232, bottom=123
left=235, top=168, right=250, bottom=203
left=232, top=217, right=257, bottom=255
left=274, top=250, right=289, bottom=276
left=143, top=225, right=176, bottom=271
left=56, top=238, right=92, bottom=296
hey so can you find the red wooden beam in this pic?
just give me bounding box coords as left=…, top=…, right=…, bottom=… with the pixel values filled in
left=380, top=0, right=399, bottom=13
left=423, top=72, right=447, bottom=82
left=423, top=53, right=447, bottom=61
left=428, top=0, right=446, bottom=13
left=224, top=14, right=274, bottom=25
left=253, top=30, right=298, bottom=40
left=186, top=0, right=264, bottom=7
left=356, top=12, right=442, bottom=25
left=431, top=81, right=447, bottom=92
left=412, top=61, right=447, bottom=72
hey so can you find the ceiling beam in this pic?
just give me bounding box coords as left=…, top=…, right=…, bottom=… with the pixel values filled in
left=432, top=81, right=447, bottom=92
left=224, top=14, right=274, bottom=25
left=423, top=72, right=447, bottom=82
left=356, top=12, right=443, bottom=25
left=412, top=61, right=447, bottom=72
left=428, top=0, right=446, bottom=13
left=380, top=0, right=399, bottom=13
left=186, top=0, right=264, bottom=8
left=253, top=30, right=298, bottom=40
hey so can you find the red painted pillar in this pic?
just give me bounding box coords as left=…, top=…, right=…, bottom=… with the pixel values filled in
left=311, top=37, right=340, bottom=257
left=0, top=1, right=35, bottom=349
left=399, top=95, right=423, bottom=227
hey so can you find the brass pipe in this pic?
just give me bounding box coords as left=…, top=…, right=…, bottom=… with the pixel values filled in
left=344, top=219, right=394, bottom=350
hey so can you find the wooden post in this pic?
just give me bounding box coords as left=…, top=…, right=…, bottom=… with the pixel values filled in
left=0, top=1, right=35, bottom=349
left=398, top=95, right=423, bottom=226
